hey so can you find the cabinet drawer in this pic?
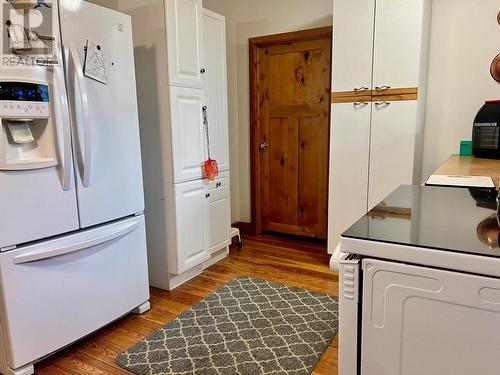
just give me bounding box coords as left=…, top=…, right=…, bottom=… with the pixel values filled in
left=208, top=171, right=230, bottom=191
left=0, top=216, right=149, bottom=369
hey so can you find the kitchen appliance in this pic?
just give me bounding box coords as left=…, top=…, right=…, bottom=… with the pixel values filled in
left=332, top=185, right=500, bottom=375
left=472, top=100, right=500, bottom=158
left=0, top=1, right=149, bottom=374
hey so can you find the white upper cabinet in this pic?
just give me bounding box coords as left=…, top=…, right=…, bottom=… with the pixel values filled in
left=372, top=0, right=430, bottom=90
left=332, top=0, right=375, bottom=92
left=165, top=0, right=205, bottom=88
left=368, top=100, right=418, bottom=209
left=170, top=86, right=207, bottom=183
left=203, top=9, right=230, bottom=172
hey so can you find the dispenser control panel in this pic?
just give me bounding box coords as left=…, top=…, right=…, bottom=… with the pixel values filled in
left=0, top=82, right=50, bottom=118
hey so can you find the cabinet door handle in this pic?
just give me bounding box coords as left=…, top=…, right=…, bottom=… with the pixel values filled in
left=353, top=86, right=369, bottom=91
left=205, top=193, right=211, bottom=198
left=353, top=102, right=369, bottom=107
left=200, top=68, right=206, bottom=74
left=374, top=101, right=391, bottom=108
left=374, top=85, right=391, bottom=91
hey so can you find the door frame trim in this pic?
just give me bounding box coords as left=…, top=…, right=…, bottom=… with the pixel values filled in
left=249, top=26, right=333, bottom=234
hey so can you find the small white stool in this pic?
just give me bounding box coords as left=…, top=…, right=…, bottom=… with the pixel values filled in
left=230, top=227, right=242, bottom=247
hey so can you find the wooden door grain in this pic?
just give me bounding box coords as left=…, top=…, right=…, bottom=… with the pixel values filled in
left=251, top=28, right=332, bottom=239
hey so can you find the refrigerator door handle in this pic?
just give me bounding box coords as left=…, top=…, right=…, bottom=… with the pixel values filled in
left=69, top=43, right=92, bottom=188
left=13, top=220, right=139, bottom=264
left=54, top=66, right=72, bottom=191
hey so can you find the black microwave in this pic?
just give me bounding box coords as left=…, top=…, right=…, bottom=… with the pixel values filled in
left=472, top=100, right=500, bottom=159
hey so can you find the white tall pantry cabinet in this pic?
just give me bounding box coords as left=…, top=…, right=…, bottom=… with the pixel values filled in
left=118, top=0, right=231, bottom=289
left=328, top=0, right=431, bottom=253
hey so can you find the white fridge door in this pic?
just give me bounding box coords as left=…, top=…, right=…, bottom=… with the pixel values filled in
left=361, top=258, right=500, bottom=375
left=0, top=215, right=149, bottom=371
left=59, top=1, right=144, bottom=228
left=0, top=2, right=79, bottom=249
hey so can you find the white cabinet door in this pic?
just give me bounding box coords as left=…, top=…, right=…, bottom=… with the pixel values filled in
left=170, top=86, right=207, bottom=183
left=361, top=258, right=500, bottom=375
left=332, top=0, right=375, bottom=92
left=372, top=0, right=429, bottom=90
left=368, top=100, right=418, bottom=209
left=168, top=180, right=210, bottom=274
left=328, top=102, right=371, bottom=251
left=165, top=0, right=204, bottom=88
left=208, top=184, right=230, bottom=254
left=203, top=9, right=230, bottom=172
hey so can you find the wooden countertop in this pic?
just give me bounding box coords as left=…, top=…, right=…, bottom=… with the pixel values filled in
left=434, top=155, right=500, bottom=188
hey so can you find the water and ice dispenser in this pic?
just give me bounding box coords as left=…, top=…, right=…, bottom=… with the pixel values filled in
left=0, top=81, right=57, bottom=170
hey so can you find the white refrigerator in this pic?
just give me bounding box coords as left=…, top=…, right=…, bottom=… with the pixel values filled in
left=0, top=1, right=149, bottom=374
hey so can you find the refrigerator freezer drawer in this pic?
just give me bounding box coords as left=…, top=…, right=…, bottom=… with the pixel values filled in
left=0, top=215, right=149, bottom=370
left=361, top=258, right=500, bottom=375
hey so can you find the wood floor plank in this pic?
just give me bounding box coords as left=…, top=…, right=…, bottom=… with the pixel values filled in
left=34, top=234, right=339, bottom=374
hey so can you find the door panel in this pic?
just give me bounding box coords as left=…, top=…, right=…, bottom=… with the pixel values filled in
left=170, top=86, right=207, bottom=183
left=0, top=2, right=79, bottom=248
left=60, top=1, right=144, bottom=227
left=362, top=258, right=500, bottom=375
left=209, top=186, right=230, bottom=254
left=372, top=0, right=426, bottom=89
left=203, top=10, right=229, bottom=171
left=328, top=102, right=371, bottom=251
left=168, top=180, right=210, bottom=274
left=165, top=0, right=204, bottom=88
left=257, top=35, right=331, bottom=239
left=332, top=0, right=375, bottom=91
left=368, top=100, right=418, bottom=209
left=0, top=215, right=149, bottom=369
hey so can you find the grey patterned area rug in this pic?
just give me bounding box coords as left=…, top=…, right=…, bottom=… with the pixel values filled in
left=116, top=276, right=338, bottom=375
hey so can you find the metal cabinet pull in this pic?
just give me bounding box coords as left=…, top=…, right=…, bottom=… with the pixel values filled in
left=354, top=86, right=369, bottom=91
left=374, top=101, right=391, bottom=108
left=374, top=85, right=391, bottom=91
left=200, top=68, right=206, bottom=74
left=353, top=102, right=369, bottom=107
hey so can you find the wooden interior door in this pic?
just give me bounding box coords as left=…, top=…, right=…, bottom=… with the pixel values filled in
left=250, top=28, right=332, bottom=239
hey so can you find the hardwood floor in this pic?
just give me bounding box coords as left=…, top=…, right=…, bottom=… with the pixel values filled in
left=35, top=233, right=339, bottom=374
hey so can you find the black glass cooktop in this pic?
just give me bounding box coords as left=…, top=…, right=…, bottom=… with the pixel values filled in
left=342, top=185, right=500, bottom=258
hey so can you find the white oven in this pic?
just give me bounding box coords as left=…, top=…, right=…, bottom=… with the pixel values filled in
left=333, top=185, right=500, bottom=375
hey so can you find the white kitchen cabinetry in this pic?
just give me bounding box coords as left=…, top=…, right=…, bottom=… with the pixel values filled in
left=328, top=0, right=431, bottom=253
left=208, top=172, right=231, bottom=254
left=329, top=102, right=371, bottom=250
left=165, top=0, right=205, bottom=88
left=120, top=2, right=231, bottom=290
left=331, top=0, right=375, bottom=92
left=203, top=9, right=230, bottom=172
left=368, top=100, right=418, bottom=208
left=170, top=86, right=207, bottom=183
left=372, top=0, right=430, bottom=90
left=167, top=179, right=210, bottom=275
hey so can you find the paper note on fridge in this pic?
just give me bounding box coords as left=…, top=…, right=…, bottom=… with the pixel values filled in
left=84, top=40, right=110, bottom=84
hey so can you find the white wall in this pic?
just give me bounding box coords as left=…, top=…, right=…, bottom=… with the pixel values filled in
left=203, top=0, right=333, bottom=223
left=422, top=0, right=500, bottom=180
